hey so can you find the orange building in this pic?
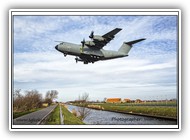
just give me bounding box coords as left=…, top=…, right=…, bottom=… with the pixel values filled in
left=106, top=98, right=121, bottom=103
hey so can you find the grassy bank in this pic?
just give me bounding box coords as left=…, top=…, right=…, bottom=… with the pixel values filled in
left=45, top=104, right=85, bottom=125
left=46, top=105, right=60, bottom=124
left=61, top=105, right=85, bottom=125
left=100, top=103, right=177, bottom=119
left=13, top=108, right=42, bottom=119
left=74, top=102, right=177, bottom=119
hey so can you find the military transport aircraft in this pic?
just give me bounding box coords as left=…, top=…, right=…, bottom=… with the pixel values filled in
left=55, top=28, right=145, bottom=64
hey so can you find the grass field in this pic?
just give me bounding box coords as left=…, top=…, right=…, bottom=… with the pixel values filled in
left=113, top=101, right=177, bottom=107
left=81, top=101, right=177, bottom=119
left=100, top=103, right=177, bottom=119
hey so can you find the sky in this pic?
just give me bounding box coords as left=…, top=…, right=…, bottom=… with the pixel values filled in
left=13, top=15, right=178, bottom=102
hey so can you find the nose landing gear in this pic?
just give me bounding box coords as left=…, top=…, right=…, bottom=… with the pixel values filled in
left=63, top=53, right=67, bottom=57
left=75, top=57, right=78, bottom=63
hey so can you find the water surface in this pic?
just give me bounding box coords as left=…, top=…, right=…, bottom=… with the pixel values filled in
left=67, top=105, right=177, bottom=125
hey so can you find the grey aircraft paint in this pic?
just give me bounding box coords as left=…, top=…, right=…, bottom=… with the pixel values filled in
left=55, top=28, right=145, bottom=64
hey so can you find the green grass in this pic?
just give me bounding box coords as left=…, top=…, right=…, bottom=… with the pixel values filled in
left=61, top=105, right=85, bottom=125
left=43, top=104, right=85, bottom=125
left=89, top=103, right=177, bottom=119
left=46, top=105, right=60, bottom=125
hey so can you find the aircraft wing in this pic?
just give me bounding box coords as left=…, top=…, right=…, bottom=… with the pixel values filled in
left=102, top=28, right=122, bottom=39
left=94, top=28, right=122, bottom=49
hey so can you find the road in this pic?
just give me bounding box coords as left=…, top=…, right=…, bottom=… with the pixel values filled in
left=13, top=104, right=57, bottom=125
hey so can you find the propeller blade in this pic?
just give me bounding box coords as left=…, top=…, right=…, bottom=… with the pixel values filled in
left=81, top=38, right=85, bottom=47
left=89, top=31, right=94, bottom=39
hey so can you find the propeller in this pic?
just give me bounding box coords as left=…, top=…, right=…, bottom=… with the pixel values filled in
left=89, top=31, right=94, bottom=39
left=81, top=38, right=85, bottom=47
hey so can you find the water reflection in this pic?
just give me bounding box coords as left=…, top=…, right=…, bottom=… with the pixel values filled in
left=67, top=105, right=177, bottom=125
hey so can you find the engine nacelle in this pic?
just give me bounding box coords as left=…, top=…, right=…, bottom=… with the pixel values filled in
left=85, top=41, right=95, bottom=47
left=92, top=35, right=105, bottom=41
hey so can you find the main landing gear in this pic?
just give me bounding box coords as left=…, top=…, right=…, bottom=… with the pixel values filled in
left=75, top=57, right=89, bottom=64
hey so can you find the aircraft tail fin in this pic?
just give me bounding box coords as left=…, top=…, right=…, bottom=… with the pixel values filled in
left=118, top=38, right=146, bottom=55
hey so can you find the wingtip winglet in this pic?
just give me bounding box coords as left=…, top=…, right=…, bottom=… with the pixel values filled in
left=116, top=28, right=122, bottom=31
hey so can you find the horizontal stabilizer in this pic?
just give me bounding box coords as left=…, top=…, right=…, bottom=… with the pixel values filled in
left=125, top=38, right=146, bottom=46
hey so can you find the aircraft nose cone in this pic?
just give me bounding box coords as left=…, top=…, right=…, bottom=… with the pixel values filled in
left=55, top=45, right=58, bottom=50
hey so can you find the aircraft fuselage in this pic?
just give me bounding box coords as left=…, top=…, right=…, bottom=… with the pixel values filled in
left=55, top=42, right=126, bottom=64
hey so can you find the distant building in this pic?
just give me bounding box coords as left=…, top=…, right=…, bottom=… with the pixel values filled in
left=123, top=98, right=131, bottom=103
left=106, top=98, right=121, bottom=103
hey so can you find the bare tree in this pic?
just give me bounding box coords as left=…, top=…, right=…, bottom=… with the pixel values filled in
left=45, top=90, right=58, bottom=105
left=78, top=92, right=89, bottom=103
left=103, top=97, right=107, bottom=103
left=13, top=89, right=42, bottom=112
left=13, top=89, right=22, bottom=100
left=24, top=90, right=42, bottom=111
left=77, top=93, right=91, bottom=121
left=13, top=89, right=24, bottom=111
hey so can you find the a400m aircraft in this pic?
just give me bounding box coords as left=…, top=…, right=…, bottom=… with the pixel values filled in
left=55, top=28, right=145, bottom=64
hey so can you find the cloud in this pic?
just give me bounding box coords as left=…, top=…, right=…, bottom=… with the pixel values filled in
left=13, top=15, right=178, bottom=101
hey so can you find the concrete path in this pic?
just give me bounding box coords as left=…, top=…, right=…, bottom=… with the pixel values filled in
left=13, top=104, right=57, bottom=125
left=59, top=105, right=64, bottom=124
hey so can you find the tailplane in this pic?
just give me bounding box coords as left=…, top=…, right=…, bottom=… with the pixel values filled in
left=118, top=38, right=146, bottom=55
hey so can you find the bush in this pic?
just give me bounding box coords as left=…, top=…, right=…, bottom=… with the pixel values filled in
left=13, top=89, right=42, bottom=112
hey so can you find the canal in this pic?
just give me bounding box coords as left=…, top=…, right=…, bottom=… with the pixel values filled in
left=67, top=105, right=177, bottom=125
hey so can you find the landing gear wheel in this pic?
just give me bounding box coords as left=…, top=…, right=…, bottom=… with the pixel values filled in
left=84, top=61, right=88, bottom=64
left=75, top=57, right=78, bottom=63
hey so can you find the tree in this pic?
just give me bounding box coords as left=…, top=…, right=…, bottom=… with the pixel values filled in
left=78, top=92, right=89, bottom=103
left=24, top=90, right=42, bottom=111
left=77, top=93, right=91, bottom=121
left=13, top=89, right=22, bottom=100
left=13, top=89, right=43, bottom=112
left=103, top=97, right=107, bottom=103
left=13, top=89, right=24, bottom=111
left=45, top=90, right=59, bottom=105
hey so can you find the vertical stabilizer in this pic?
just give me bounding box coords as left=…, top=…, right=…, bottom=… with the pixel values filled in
left=118, top=38, right=146, bottom=55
